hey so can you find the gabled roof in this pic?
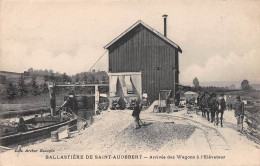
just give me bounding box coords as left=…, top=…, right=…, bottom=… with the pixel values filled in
left=104, top=20, right=182, bottom=53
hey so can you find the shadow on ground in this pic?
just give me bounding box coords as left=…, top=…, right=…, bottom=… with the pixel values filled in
left=223, top=121, right=238, bottom=130
left=114, top=122, right=196, bottom=152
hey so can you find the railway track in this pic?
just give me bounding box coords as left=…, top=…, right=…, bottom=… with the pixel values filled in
left=151, top=113, right=231, bottom=152
left=242, top=128, right=260, bottom=145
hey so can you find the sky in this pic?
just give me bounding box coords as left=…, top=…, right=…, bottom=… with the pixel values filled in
left=0, top=0, right=260, bottom=85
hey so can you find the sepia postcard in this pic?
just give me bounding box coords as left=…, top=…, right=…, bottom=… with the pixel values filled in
left=0, top=0, right=260, bottom=165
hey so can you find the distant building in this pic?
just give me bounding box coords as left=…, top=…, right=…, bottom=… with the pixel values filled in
left=104, top=17, right=182, bottom=102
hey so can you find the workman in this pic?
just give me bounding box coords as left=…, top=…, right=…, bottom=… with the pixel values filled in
left=209, top=93, right=218, bottom=123
left=166, top=93, right=171, bottom=113
left=132, top=98, right=142, bottom=129
left=234, top=96, right=244, bottom=132
left=142, top=90, right=149, bottom=106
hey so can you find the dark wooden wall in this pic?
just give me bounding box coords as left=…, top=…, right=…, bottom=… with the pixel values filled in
left=108, top=24, right=179, bottom=101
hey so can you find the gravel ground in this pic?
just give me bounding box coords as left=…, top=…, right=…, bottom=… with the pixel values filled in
left=11, top=110, right=195, bottom=154
left=1, top=106, right=260, bottom=166
left=110, top=122, right=195, bottom=153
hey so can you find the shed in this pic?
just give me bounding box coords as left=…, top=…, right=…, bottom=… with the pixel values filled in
left=104, top=18, right=182, bottom=102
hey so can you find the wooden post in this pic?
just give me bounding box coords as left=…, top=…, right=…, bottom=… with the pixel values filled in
left=51, top=131, right=59, bottom=142
left=48, top=83, right=56, bottom=116
left=159, top=93, right=161, bottom=112
left=94, top=85, right=99, bottom=115
left=173, top=69, right=176, bottom=99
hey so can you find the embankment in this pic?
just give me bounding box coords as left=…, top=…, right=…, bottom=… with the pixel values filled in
left=0, top=107, right=50, bottom=119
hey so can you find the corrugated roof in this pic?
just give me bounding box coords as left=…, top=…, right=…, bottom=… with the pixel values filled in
left=104, top=20, right=182, bottom=53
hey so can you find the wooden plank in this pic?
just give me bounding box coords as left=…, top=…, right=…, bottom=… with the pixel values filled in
left=108, top=72, right=141, bottom=76
left=56, top=84, right=109, bottom=87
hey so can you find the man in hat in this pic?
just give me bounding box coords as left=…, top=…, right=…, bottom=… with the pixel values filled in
left=142, top=90, right=149, bottom=106
left=200, top=92, right=206, bottom=118
left=166, top=92, right=171, bottom=113
left=142, top=90, right=148, bottom=99
left=209, top=93, right=218, bottom=123
left=202, top=92, right=211, bottom=121
left=132, top=98, right=143, bottom=129
left=234, top=96, right=244, bottom=132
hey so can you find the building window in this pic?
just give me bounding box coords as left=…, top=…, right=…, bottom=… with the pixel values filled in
left=127, top=90, right=134, bottom=94
left=157, top=66, right=160, bottom=70
left=109, top=67, right=112, bottom=72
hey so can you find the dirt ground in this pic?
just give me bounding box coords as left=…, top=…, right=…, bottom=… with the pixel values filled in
left=1, top=106, right=260, bottom=166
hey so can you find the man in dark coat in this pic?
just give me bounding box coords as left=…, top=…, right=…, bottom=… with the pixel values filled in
left=166, top=93, right=171, bottom=113
left=234, top=96, right=244, bottom=132
left=197, top=92, right=204, bottom=115
left=209, top=93, right=218, bottom=123
left=132, top=98, right=142, bottom=129
left=201, top=92, right=211, bottom=121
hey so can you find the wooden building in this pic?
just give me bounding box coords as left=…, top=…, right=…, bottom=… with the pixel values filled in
left=104, top=18, right=182, bottom=102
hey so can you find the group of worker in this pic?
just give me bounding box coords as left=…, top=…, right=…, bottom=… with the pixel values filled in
left=197, top=92, right=245, bottom=132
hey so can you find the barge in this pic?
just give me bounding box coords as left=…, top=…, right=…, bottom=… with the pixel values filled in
left=0, top=108, right=77, bottom=146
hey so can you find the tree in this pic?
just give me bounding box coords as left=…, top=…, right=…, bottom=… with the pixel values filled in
left=4, top=81, right=17, bottom=100
left=17, top=75, right=28, bottom=97
left=75, top=74, right=80, bottom=82
left=50, top=73, right=55, bottom=81
left=89, top=74, right=95, bottom=83
left=62, top=73, right=71, bottom=82
left=40, top=83, right=49, bottom=94
left=241, top=79, right=251, bottom=91
left=43, top=75, right=49, bottom=83
left=230, top=84, right=236, bottom=90
left=30, top=78, right=40, bottom=96
left=193, top=77, right=200, bottom=88
left=83, top=74, right=88, bottom=82
left=94, top=77, right=100, bottom=84
left=102, top=75, right=108, bottom=82
left=43, top=69, right=48, bottom=76
left=28, top=68, right=33, bottom=74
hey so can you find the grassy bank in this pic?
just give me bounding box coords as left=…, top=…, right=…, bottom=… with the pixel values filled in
left=0, top=107, right=50, bottom=119
left=0, top=92, right=68, bottom=118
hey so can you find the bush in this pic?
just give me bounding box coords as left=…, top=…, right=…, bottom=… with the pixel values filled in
left=17, top=75, right=28, bottom=97
left=3, top=81, right=17, bottom=100
left=30, top=78, right=40, bottom=96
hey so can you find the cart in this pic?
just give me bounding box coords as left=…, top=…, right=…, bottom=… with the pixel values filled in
left=158, top=90, right=172, bottom=112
